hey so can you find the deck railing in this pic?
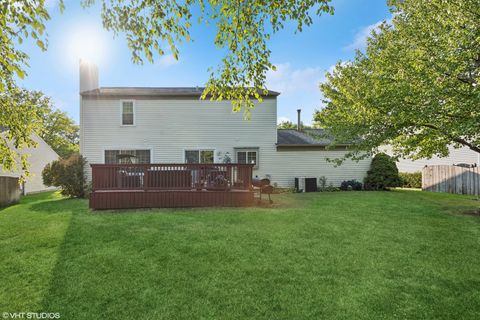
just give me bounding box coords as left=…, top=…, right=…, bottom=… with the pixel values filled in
left=91, top=163, right=254, bottom=191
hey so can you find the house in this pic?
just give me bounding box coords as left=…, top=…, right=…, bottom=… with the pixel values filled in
left=79, top=61, right=372, bottom=189
left=1, top=133, right=59, bottom=194
left=385, top=146, right=479, bottom=173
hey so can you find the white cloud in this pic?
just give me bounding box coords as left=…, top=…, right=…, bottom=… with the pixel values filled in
left=277, top=116, right=292, bottom=124
left=345, top=17, right=392, bottom=51
left=157, top=53, right=179, bottom=68
left=266, top=63, right=325, bottom=95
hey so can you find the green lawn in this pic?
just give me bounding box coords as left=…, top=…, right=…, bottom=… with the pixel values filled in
left=0, top=190, right=479, bottom=319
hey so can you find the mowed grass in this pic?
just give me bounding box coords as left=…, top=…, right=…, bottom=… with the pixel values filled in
left=0, top=190, right=479, bottom=319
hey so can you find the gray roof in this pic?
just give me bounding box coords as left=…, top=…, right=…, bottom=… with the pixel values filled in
left=81, top=87, right=280, bottom=98
left=277, top=129, right=351, bottom=146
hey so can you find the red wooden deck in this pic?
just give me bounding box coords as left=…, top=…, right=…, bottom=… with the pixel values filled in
left=89, top=163, right=254, bottom=209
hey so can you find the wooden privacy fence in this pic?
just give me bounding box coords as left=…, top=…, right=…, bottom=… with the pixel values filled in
left=0, top=176, right=21, bottom=207
left=422, top=165, right=480, bottom=195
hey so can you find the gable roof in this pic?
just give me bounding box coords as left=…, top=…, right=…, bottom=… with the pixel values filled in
left=81, top=87, right=280, bottom=98
left=277, top=129, right=351, bottom=146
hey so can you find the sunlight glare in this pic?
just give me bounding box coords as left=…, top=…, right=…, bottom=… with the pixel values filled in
left=65, top=23, right=110, bottom=67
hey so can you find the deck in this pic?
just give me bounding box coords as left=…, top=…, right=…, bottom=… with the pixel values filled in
left=89, top=163, right=254, bottom=209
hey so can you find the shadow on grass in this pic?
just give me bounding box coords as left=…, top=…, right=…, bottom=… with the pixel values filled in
left=35, top=190, right=480, bottom=319
left=30, top=196, right=88, bottom=215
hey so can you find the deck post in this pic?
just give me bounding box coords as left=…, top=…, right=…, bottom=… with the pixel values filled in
left=143, top=164, right=148, bottom=191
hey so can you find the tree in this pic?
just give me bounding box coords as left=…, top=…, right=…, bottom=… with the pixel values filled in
left=1, top=1, right=59, bottom=176
left=277, top=121, right=314, bottom=129
left=35, top=93, right=79, bottom=158
left=1, top=0, right=334, bottom=175
left=42, top=153, right=87, bottom=198
left=1, top=89, right=78, bottom=177
left=316, top=0, right=480, bottom=163
left=364, top=153, right=401, bottom=190
left=277, top=121, right=297, bottom=129
left=1, top=88, right=44, bottom=177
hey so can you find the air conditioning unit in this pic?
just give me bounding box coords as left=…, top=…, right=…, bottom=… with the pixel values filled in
left=294, top=177, right=317, bottom=192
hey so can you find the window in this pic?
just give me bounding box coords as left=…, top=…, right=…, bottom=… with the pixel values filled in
left=235, top=148, right=259, bottom=168
left=184, top=150, right=214, bottom=164
left=105, top=150, right=150, bottom=164
left=121, top=101, right=134, bottom=125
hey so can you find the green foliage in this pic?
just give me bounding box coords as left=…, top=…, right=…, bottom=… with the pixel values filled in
left=0, top=88, right=43, bottom=180
left=316, top=0, right=480, bottom=163
left=1, top=0, right=333, bottom=176
left=34, top=92, right=79, bottom=158
left=1, top=89, right=78, bottom=180
left=277, top=121, right=297, bottom=129
left=399, top=172, right=422, bottom=189
left=42, top=153, right=87, bottom=198
left=340, top=180, right=363, bottom=191
left=364, top=153, right=401, bottom=190
left=85, top=0, right=334, bottom=117
left=317, top=176, right=340, bottom=192
left=0, top=1, right=53, bottom=92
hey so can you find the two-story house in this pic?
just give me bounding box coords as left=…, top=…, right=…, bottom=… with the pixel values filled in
left=80, top=61, right=372, bottom=188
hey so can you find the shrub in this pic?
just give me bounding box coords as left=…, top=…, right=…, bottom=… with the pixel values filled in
left=42, top=153, right=87, bottom=198
left=364, top=153, right=402, bottom=190
left=399, top=172, right=422, bottom=188
left=318, top=176, right=328, bottom=190
left=322, top=183, right=340, bottom=192
left=340, top=180, right=363, bottom=191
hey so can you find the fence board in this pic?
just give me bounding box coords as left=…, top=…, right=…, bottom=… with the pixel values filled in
left=0, top=176, right=21, bottom=206
left=422, top=165, right=480, bottom=196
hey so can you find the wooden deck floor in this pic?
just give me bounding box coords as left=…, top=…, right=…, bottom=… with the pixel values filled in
left=89, top=189, right=254, bottom=210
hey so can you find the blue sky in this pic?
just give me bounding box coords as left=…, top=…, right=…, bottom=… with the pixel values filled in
left=18, top=0, right=391, bottom=125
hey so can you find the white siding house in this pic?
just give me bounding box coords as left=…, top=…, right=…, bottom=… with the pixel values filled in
left=79, top=61, right=371, bottom=187
left=381, top=145, right=480, bottom=173
left=1, top=134, right=59, bottom=194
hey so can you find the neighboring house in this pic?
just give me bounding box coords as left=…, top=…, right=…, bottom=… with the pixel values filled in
left=1, top=133, right=59, bottom=194
left=79, top=61, right=372, bottom=187
left=382, top=145, right=480, bottom=173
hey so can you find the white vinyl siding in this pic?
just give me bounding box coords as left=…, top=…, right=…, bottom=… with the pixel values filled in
left=1, top=134, right=59, bottom=194
left=381, top=145, right=480, bottom=173
left=81, top=97, right=373, bottom=187
left=272, top=148, right=371, bottom=187
left=81, top=98, right=278, bottom=181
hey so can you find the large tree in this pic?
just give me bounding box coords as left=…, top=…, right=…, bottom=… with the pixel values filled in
left=316, top=0, right=480, bottom=162
left=1, top=0, right=334, bottom=173
left=34, top=92, right=79, bottom=158
left=1, top=89, right=79, bottom=177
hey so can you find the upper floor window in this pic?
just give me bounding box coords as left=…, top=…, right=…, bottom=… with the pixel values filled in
left=185, top=150, right=214, bottom=164
left=235, top=148, right=259, bottom=168
left=121, top=101, right=135, bottom=125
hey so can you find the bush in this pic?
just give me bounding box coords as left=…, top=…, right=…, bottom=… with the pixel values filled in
left=340, top=180, right=363, bottom=191
left=399, top=172, right=422, bottom=188
left=42, top=153, right=87, bottom=198
left=364, top=153, right=402, bottom=190
left=318, top=176, right=328, bottom=190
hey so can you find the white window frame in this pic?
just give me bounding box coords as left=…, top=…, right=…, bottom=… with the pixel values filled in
left=235, top=148, right=259, bottom=169
left=120, top=100, right=136, bottom=126
left=183, top=149, right=216, bottom=164
left=102, top=147, right=153, bottom=164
